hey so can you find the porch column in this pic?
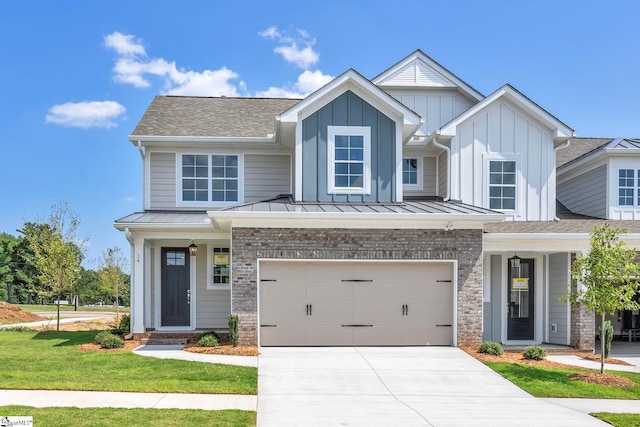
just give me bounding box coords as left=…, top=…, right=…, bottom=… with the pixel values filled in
left=131, top=237, right=145, bottom=334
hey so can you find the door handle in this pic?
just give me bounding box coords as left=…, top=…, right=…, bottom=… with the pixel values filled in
left=306, top=304, right=312, bottom=315
left=401, top=304, right=408, bottom=316
left=187, top=289, right=191, bottom=305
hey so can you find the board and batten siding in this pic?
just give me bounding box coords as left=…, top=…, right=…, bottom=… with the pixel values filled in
left=557, top=164, right=607, bottom=219
left=403, top=155, right=437, bottom=197
left=451, top=102, right=554, bottom=221
left=195, top=245, right=231, bottom=329
left=149, top=152, right=177, bottom=210
left=389, top=90, right=472, bottom=135
left=244, top=154, right=291, bottom=202
left=301, top=90, right=397, bottom=203
left=548, top=253, right=570, bottom=345
left=149, top=152, right=292, bottom=209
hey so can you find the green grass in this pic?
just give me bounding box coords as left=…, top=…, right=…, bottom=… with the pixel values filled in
left=486, top=362, right=640, bottom=398
left=0, top=406, right=255, bottom=427
left=0, top=331, right=256, bottom=395
left=592, top=413, right=640, bottom=427
left=17, top=304, right=129, bottom=313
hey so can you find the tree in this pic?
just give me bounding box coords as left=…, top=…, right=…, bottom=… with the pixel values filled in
left=566, top=223, right=639, bottom=373
left=0, top=233, right=16, bottom=302
left=97, top=247, right=128, bottom=324
left=24, top=203, right=84, bottom=331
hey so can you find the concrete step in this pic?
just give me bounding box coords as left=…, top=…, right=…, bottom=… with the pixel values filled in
left=140, top=337, right=188, bottom=346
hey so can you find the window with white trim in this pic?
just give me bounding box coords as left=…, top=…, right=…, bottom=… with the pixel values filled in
left=207, top=246, right=231, bottom=289
left=327, top=126, right=371, bottom=194
left=618, top=169, right=640, bottom=206
left=402, top=157, right=423, bottom=189
left=179, top=154, right=242, bottom=205
left=488, top=160, right=516, bottom=210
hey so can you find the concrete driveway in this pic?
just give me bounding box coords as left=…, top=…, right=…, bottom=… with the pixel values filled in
left=257, top=347, right=607, bottom=426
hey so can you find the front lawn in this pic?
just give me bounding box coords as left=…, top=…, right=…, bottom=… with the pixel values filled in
left=0, top=331, right=256, bottom=395
left=486, top=362, right=640, bottom=399
left=0, top=406, right=255, bottom=427
left=592, top=413, right=640, bottom=427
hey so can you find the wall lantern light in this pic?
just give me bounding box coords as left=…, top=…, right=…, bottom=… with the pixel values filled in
left=188, top=241, right=198, bottom=256
left=509, top=253, right=521, bottom=269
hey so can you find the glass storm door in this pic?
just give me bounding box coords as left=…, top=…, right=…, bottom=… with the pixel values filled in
left=507, top=258, right=534, bottom=340
left=161, top=248, right=190, bottom=327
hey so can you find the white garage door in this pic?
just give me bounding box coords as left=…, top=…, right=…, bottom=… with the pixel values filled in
left=259, top=261, right=454, bottom=346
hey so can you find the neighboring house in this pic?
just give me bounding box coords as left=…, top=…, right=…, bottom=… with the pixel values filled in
left=115, top=50, right=640, bottom=350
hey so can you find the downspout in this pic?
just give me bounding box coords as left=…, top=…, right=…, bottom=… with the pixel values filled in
left=429, top=132, right=451, bottom=201
left=124, top=227, right=134, bottom=340
left=137, top=140, right=146, bottom=211
left=553, top=138, right=572, bottom=221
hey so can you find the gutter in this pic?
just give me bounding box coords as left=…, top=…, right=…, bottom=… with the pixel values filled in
left=553, top=139, right=571, bottom=221
left=427, top=132, right=451, bottom=201
left=128, top=135, right=276, bottom=144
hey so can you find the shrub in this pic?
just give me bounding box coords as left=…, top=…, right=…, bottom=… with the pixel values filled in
left=228, top=314, right=239, bottom=347
left=197, top=330, right=221, bottom=342
left=478, top=341, right=504, bottom=356
left=601, top=320, right=614, bottom=358
left=110, top=314, right=130, bottom=335
left=198, top=334, right=219, bottom=347
left=523, top=345, right=547, bottom=360
left=94, top=331, right=113, bottom=345
left=100, top=333, right=124, bottom=349
left=0, top=326, right=34, bottom=332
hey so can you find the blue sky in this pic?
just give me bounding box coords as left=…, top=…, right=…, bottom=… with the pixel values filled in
left=1, top=1, right=639, bottom=267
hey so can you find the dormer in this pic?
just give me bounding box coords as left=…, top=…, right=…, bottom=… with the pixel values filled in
left=372, top=50, right=484, bottom=137
left=278, top=69, right=422, bottom=203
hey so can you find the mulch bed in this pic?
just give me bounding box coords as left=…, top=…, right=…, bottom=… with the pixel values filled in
left=78, top=340, right=142, bottom=352
left=184, top=342, right=259, bottom=356
left=463, top=347, right=636, bottom=387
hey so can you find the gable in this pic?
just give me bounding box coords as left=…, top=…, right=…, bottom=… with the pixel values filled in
left=372, top=50, right=484, bottom=102
left=381, top=58, right=457, bottom=88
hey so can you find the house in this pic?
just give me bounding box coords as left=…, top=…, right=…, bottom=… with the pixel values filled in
left=115, top=50, right=640, bottom=350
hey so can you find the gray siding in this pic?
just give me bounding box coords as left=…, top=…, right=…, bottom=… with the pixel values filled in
left=404, top=156, right=437, bottom=197
left=438, top=152, right=447, bottom=198
left=149, top=152, right=177, bottom=210
left=485, top=255, right=503, bottom=342
left=558, top=164, right=607, bottom=219
left=150, top=247, right=155, bottom=328
left=548, top=253, right=569, bottom=345
left=244, top=154, right=291, bottom=202
left=195, top=245, right=231, bottom=329
left=301, top=90, right=397, bottom=203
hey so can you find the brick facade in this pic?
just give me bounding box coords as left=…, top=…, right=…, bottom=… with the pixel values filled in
left=231, top=227, right=484, bottom=346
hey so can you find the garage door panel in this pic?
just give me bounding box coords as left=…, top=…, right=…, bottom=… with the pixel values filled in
left=402, top=324, right=452, bottom=346
left=261, top=325, right=307, bottom=346
left=308, top=303, right=352, bottom=324
left=260, top=303, right=307, bottom=325
left=403, top=282, right=452, bottom=304
left=260, top=282, right=306, bottom=304
left=402, top=263, right=452, bottom=282
left=353, top=324, right=403, bottom=345
left=307, top=325, right=353, bottom=345
left=306, top=283, right=352, bottom=302
left=354, top=302, right=402, bottom=324
left=353, top=283, right=402, bottom=303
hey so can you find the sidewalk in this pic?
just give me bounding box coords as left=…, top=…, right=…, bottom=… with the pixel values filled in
left=0, top=317, right=109, bottom=329
left=0, top=389, right=256, bottom=411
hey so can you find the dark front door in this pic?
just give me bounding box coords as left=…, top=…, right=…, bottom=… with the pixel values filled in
left=507, top=258, right=534, bottom=340
left=161, top=248, right=190, bottom=327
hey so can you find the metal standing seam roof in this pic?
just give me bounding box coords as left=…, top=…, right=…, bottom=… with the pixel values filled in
left=130, top=96, right=301, bottom=138
left=218, top=195, right=501, bottom=216
left=115, top=211, right=210, bottom=225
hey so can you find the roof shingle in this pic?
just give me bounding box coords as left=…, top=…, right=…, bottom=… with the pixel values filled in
left=131, top=96, right=301, bottom=138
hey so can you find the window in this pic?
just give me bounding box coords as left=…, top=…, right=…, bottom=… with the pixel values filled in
left=618, top=169, right=640, bottom=206
left=179, top=154, right=242, bottom=205
left=166, top=250, right=186, bottom=266
left=488, top=160, right=516, bottom=210
left=207, top=247, right=230, bottom=289
left=327, top=126, right=371, bottom=194
left=402, top=157, right=423, bottom=189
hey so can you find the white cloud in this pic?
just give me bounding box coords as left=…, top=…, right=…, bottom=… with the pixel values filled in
left=259, top=26, right=319, bottom=69
left=46, top=101, right=126, bottom=129
left=104, top=31, right=239, bottom=96
left=256, top=69, right=333, bottom=98
left=104, top=32, right=146, bottom=57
